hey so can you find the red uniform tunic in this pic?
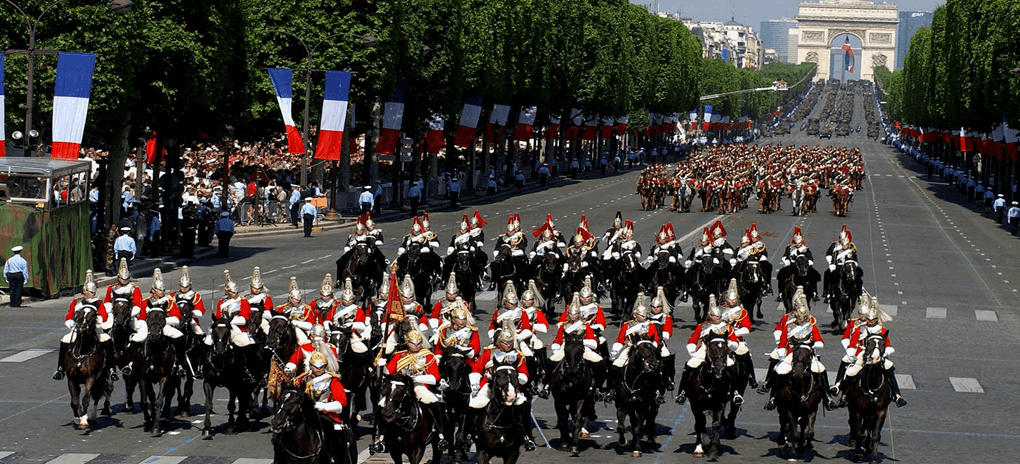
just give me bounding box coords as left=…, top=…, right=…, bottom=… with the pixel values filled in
left=473, top=346, right=529, bottom=388
left=386, top=349, right=440, bottom=389
left=614, top=321, right=662, bottom=348
left=522, top=305, right=550, bottom=333
left=488, top=307, right=532, bottom=335
left=326, top=303, right=367, bottom=330
left=215, top=297, right=253, bottom=331
left=649, top=313, right=674, bottom=340
left=846, top=326, right=892, bottom=357
left=778, top=323, right=825, bottom=352
left=140, top=295, right=183, bottom=321
left=277, top=303, right=321, bottom=325
left=172, top=291, right=207, bottom=319
left=556, top=302, right=607, bottom=332
left=722, top=307, right=751, bottom=340
left=434, top=325, right=481, bottom=361
left=429, top=299, right=458, bottom=329
left=65, top=298, right=109, bottom=323
left=294, top=371, right=348, bottom=424
left=551, top=320, right=598, bottom=349
left=246, top=293, right=275, bottom=316
left=103, top=284, right=143, bottom=310
left=686, top=322, right=740, bottom=349
left=287, top=342, right=340, bottom=368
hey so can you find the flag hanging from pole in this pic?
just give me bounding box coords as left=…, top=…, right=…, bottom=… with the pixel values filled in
left=424, top=114, right=445, bottom=154
left=145, top=131, right=158, bottom=164
left=513, top=106, right=537, bottom=141
left=0, top=54, right=5, bottom=157
left=703, top=105, right=713, bottom=131
left=314, top=70, right=352, bottom=161
left=454, top=97, right=483, bottom=148
left=601, top=117, right=615, bottom=139
left=615, top=115, right=629, bottom=136
left=375, top=88, right=405, bottom=155
left=842, top=37, right=855, bottom=73
left=546, top=113, right=561, bottom=138
left=483, top=104, right=510, bottom=143
left=267, top=68, right=304, bottom=155
left=51, top=52, right=97, bottom=159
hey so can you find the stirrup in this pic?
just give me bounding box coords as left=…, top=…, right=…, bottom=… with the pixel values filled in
left=763, top=398, right=776, bottom=411
left=675, top=391, right=686, bottom=405
left=895, top=396, right=907, bottom=408
left=747, top=376, right=759, bottom=389
left=524, top=438, right=537, bottom=452
left=53, top=370, right=64, bottom=380
left=656, top=392, right=666, bottom=404
left=732, top=393, right=744, bottom=406
left=121, top=363, right=133, bottom=377
left=756, top=383, right=769, bottom=394
left=110, top=369, right=119, bottom=381
left=829, top=384, right=839, bottom=396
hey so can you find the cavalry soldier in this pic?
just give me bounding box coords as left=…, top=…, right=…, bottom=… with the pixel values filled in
left=519, top=280, right=549, bottom=356
left=493, top=213, right=528, bottom=263
left=488, top=282, right=534, bottom=354
left=135, top=269, right=189, bottom=376
left=285, top=324, right=339, bottom=375
left=277, top=276, right=318, bottom=345
left=565, top=225, right=597, bottom=269
left=648, top=222, right=682, bottom=264
left=830, top=294, right=873, bottom=398
left=601, top=211, right=625, bottom=252
left=556, top=276, right=607, bottom=344
left=294, top=349, right=349, bottom=463
left=213, top=270, right=255, bottom=349
left=735, top=224, right=772, bottom=295
left=720, top=279, right=757, bottom=389
left=761, top=289, right=836, bottom=411
left=433, top=299, right=481, bottom=362
left=648, top=288, right=675, bottom=390
left=776, top=226, right=820, bottom=300
left=371, top=270, right=392, bottom=323
left=760, top=286, right=808, bottom=390
left=380, top=275, right=428, bottom=356
left=530, top=224, right=566, bottom=266
left=606, top=219, right=641, bottom=263
left=382, top=328, right=446, bottom=450
left=397, top=216, right=432, bottom=258
left=684, top=227, right=713, bottom=269
left=326, top=278, right=370, bottom=354
left=468, top=210, right=489, bottom=266
left=244, top=267, right=273, bottom=339
left=707, top=219, right=736, bottom=268
left=365, top=212, right=384, bottom=247
left=547, top=293, right=604, bottom=415
left=447, top=214, right=474, bottom=257
left=832, top=295, right=907, bottom=408
left=469, top=318, right=536, bottom=451
left=823, top=224, right=863, bottom=303
left=343, top=214, right=370, bottom=254
left=312, top=274, right=339, bottom=326
left=420, top=212, right=442, bottom=250
left=609, top=294, right=667, bottom=403
left=172, top=266, right=206, bottom=339
left=54, top=269, right=117, bottom=381
left=429, top=273, right=461, bottom=334
left=102, top=257, right=144, bottom=334
left=676, top=295, right=740, bottom=405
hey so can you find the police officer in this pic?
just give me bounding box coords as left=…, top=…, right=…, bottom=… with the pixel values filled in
left=4, top=246, right=29, bottom=307
left=1009, top=201, right=1020, bottom=236
left=359, top=185, right=374, bottom=215
left=301, top=198, right=317, bottom=238
left=215, top=212, right=235, bottom=258
left=180, top=205, right=198, bottom=259
left=448, top=177, right=461, bottom=208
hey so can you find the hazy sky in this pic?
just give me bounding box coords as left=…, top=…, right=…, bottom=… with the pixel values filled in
left=634, top=0, right=943, bottom=29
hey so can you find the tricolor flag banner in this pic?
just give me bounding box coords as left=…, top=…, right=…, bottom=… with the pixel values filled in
left=689, top=108, right=697, bottom=132
left=375, top=88, right=405, bottom=155
left=514, top=106, right=537, bottom=141
left=314, top=70, right=352, bottom=161
left=424, top=114, right=445, bottom=154
left=145, top=130, right=158, bottom=164
left=600, top=117, right=615, bottom=139
left=842, top=37, right=855, bottom=73
left=703, top=105, right=713, bottom=131
left=960, top=127, right=972, bottom=152
left=267, top=68, right=304, bottom=155
left=546, top=113, right=561, bottom=138
left=615, top=115, right=628, bottom=136
left=454, top=97, right=483, bottom=148
left=51, top=52, right=97, bottom=159
left=484, top=104, right=511, bottom=143
left=566, top=108, right=583, bottom=140
left=582, top=114, right=598, bottom=141
left=0, top=54, right=5, bottom=157
left=1003, top=120, right=1018, bottom=162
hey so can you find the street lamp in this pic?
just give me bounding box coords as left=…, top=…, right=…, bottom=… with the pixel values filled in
left=267, top=29, right=377, bottom=188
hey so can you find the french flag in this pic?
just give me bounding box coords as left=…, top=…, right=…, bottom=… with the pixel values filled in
left=600, top=117, right=615, bottom=139
left=51, top=52, right=96, bottom=159
left=313, top=70, right=352, bottom=161
left=483, top=104, right=510, bottom=143
left=268, top=68, right=304, bottom=154
left=513, top=106, right=537, bottom=141
left=582, top=114, right=597, bottom=141
left=567, top=108, right=582, bottom=140
left=615, top=115, right=628, bottom=136
left=454, top=97, right=482, bottom=148
left=375, top=88, right=405, bottom=155
left=703, top=105, right=713, bottom=131
left=689, top=109, right=697, bottom=131
left=546, top=113, right=560, bottom=138
left=0, top=54, right=5, bottom=157
left=424, top=114, right=445, bottom=154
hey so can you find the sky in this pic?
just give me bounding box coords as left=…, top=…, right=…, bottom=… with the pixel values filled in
left=633, top=0, right=943, bottom=29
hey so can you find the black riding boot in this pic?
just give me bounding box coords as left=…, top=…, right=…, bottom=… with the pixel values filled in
left=818, top=372, right=837, bottom=411
left=757, top=358, right=778, bottom=394
left=888, top=367, right=908, bottom=407
left=172, top=337, right=189, bottom=377
left=831, top=360, right=849, bottom=395
left=604, top=364, right=623, bottom=404
left=663, top=354, right=676, bottom=391
left=319, top=415, right=345, bottom=463
left=53, top=341, right=69, bottom=380
left=522, top=401, right=537, bottom=451
left=675, top=365, right=695, bottom=404
left=822, top=270, right=832, bottom=302
left=727, top=365, right=744, bottom=406
left=738, top=352, right=758, bottom=388
left=103, top=340, right=119, bottom=381
left=763, top=374, right=787, bottom=410
left=429, top=402, right=448, bottom=450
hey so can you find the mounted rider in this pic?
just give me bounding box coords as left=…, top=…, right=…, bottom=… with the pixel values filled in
left=648, top=287, right=675, bottom=391
left=380, top=275, right=428, bottom=356
left=823, top=224, right=864, bottom=303
left=420, top=212, right=441, bottom=250
left=487, top=282, right=534, bottom=356
left=244, top=267, right=273, bottom=340
left=294, top=349, right=349, bottom=462
left=447, top=214, right=475, bottom=257
left=284, top=323, right=339, bottom=376
left=311, top=273, right=340, bottom=326
left=469, top=317, right=537, bottom=451
left=493, top=213, right=528, bottom=270
left=548, top=293, right=604, bottom=370
left=601, top=211, right=624, bottom=251
left=719, top=279, right=758, bottom=390
left=707, top=219, right=736, bottom=268
left=648, top=222, right=682, bottom=265
left=396, top=216, right=432, bottom=258
left=212, top=270, right=255, bottom=349
left=382, top=327, right=446, bottom=450
left=684, top=227, right=713, bottom=269
left=555, top=276, right=608, bottom=352
left=609, top=293, right=667, bottom=404
left=343, top=213, right=370, bottom=253
left=276, top=276, right=319, bottom=346
left=101, top=258, right=144, bottom=356
left=519, top=280, right=550, bottom=356
left=565, top=224, right=598, bottom=270
left=433, top=298, right=480, bottom=362
left=428, top=273, right=462, bottom=334
left=530, top=214, right=567, bottom=267
left=603, top=219, right=641, bottom=265
left=776, top=226, right=820, bottom=300
left=172, top=266, right=206, bottom=339
left=761, top=288, right=836, bottom=411
left=468, top=210, right=489, bottom=266
left=675, top=295, right=741, bottom=406
left=735, top=223, right=773, bottom=295
left=364, top=212, right=384, bottom=247
left=53, top=269, right=117, bottom=381
left=830, top=292, right=873, bottom=397
left=832, top=296, right=907, bottom=408
left=326, top=277, right=370, bottom=355
left=135, top=269, right=189, bottom=377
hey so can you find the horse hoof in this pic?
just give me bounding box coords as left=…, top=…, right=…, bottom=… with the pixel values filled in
left=559, top=444, right=570, bottom=452
left=101, top=408, right=111, bottom=416
left=632, top=450, right=642, bottom=457
left=570, top=446, right=580, bottom=455
left=693, top=451, right=704, bottom=458
left=852, top=453, right=864, bottom=462
left=201, top=429, right=210, bottom=437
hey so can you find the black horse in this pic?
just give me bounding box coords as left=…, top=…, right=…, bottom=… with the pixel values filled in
left=63, top=308, right=113, bottom=430
left=548, top=332, right=596, bottom=454
left=686, top=332, right=735, bottom=459
left=134, top=310, right=180, bottom=436
left=648, top=252, right=684, bottom=313
left=438, top=350, right=474, bottom=464
left=532, top=251, right=563, bottom=318
left=489, top=243, right=527, bottom=308
left=606, top=252, right=642, bottom=317
left=328, top=329, right=372, bottom=428
left=473, top=365, right=528, bottom=464
left=779, top=254, right=821, bottom=313
left=376, top=373, right=441, bottom=464
left=845, top=332, right=893, bottom=464
left=773, top=338, right=825, bottom=458
left=108, top=298, right=140, bottom=411
left=687, top=254, right=728, bottom=323
left=172, top=299, right=206, bottom=418
left=612, top=339, right=662, bottom=457
left=736, top=260, right=766, bottom=323
left=201, top=318, right=262, bottom=436
left=337, top=242, right=386, bottom=309
left=396, top=241, right=444, bottom=308
left=444, top=247, right=484, bottom=312
left=269, top=386, right=332, bottom=464
left=265, top=313, right=300, bottom=402
left=829, top=261, right=863, bottom=333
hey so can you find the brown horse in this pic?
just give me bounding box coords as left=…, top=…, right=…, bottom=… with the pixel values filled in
left=845, top=332, right=893, bottom=463
left=63, top=308, right=113, bottom=429
left=773, top=340, right=824, bottom=459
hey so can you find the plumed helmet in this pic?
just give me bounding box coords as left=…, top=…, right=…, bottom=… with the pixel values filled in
left=400, top=274, right=415, bottom=299
left=451, top=302, right=470, bottom=321
left=365, top=213, right=375, bottom=229
left=497, top=317, right=517, bottom=346
left=521, top=279, right=536, bottom=302
left=613, top=211, right=623, bottom=228
left=506, top=215, right=516, bottom=232
left=224, top=270, right=238, bottom=293
left=632, top=292, right=649, bottom=318
left=422, top=212, right=431, bottom=230
left=792, top=226, right=804, bottom=245
left=151, top=268, right=166, bottom=291
left=621, top=220, right=635, bottom=238
left=707, top=294, right=723, bottom=319
left=320, top=273, right=334, bottom=297
left=868, top=296, right=892, bottom=322
left=723, top=278, right=740, bottom=306
left=793, top=288, right=810, bottom=318
left=310, top=324, right=327, bottom=340
left=740, top=231, right=750, bottom=247
left=459, top=214, right=470, bottom=233
left=378, top=272, right=390, bottom=297
left=446, top=272, right=459, bottom=295
left=83, top=269, right=97, bottom=294
left=749, top=223, right=760, bottom=241
left=412, top=217, right=423, bottom=234
left=117, top=257, right=131, bottom=281
left=651, top=286, right=671, bottom=315
left=839, top=224, right=851, bottom=245
left=288, top=276, right=302, bottom=301
left=567, top=292, right=581, bottom=317
left=179, top=266, right=192, bottom=290
left=502, top=281, right=519, bottom=305
left=470, top=210, right=485, bottom=228
left=405, top=327, right=425, bottom=345
left=579, top=275, right=594, bottom=299
left=309, top=350, right=329, bottom=368
left=251, top=266, right=264, bottom=289
left=855, top=293, right=872, bottom=318
left=341, top=277, right=356, bottom=302
left=700, top=227, right=710, bottom=245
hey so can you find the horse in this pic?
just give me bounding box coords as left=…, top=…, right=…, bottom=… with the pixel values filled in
left=779, top=254, right=820, bottom=313
left=736, top=260, right=766, bottom=323
left=829, top=261, right=862, bottom=333
left=686, top=332, right=736, bottom=459
left=612, top=339, right=662, bottom=457
left=438, top=351, right=474, bottom=464
left=376, top=373, right=441, bottom=464
left=489, top=243, right=526, bottom=308
left=444, top=246, right=483, bottom=312
left=133, top=309, right=180, bottom=436
left=202, top=318, right=261, bottom=436
left=832, top=187, right=852, bottom=216
left=675, top=179, right=695, bottom=212
left=845, top=332, right=893, bottom=464
left=396, top=241, right=444, bottom=309
left=532, top=251, right=563, bottom=319
left=548, top=333, right=596, bottom=454
left=686, top=253, right=727, bottom=323
left=63, top=307, right=113, bottom=429
left=108, top=297, right=139, bottom=411
left=265, top=313, right=300, bottom=404
left=337, top=242, right=386, bottom=309
left=172, top=299, right=206, bottom=418
left=773, top=338, right=825, bottom=458
left=473, top=365, right=528, bottom=464
left=648, top=252, right=683, bottom=312
left=607, top=251, right=643, bottom=318
left=328, top=329, right=372, bottom=428
left=791, top=186, right=806, bottom=216
left=270, top=386, right=331, bottom=464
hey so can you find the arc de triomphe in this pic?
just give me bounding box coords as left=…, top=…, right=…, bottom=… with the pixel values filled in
left=792, top=0, right=898, bottom=82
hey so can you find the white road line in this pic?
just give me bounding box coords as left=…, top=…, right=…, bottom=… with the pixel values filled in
left=282, top=265, right=296, bottom=269
left=949, top=377, right=984, bottom=394
left=232, top=459, right=274, bottom=464
left=0, top=452, right=12, bottom=460
left=880, top=304, right=898, bottom=316
left=137, top=457, right=187, bottom=464
left=896, top=374, right=916, bottom=390
left=0, top=349, right=53, bottom=363
left=926, top=307, right=947, bottom=319
left=46, top=454, right=100, bottom=464
left=301, top=259, right=315, bottom=264
left=974, top=310, right=998, bottom=322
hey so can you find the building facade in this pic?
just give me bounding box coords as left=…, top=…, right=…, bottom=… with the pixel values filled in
left=895, top=11, right=933, bottom=70
left=760, top=18, right=799, bottom=64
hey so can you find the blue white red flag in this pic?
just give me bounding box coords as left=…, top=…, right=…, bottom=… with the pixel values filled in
left=52, top=52, right=96, bottom=159
left=454, top=97, right=483, bottom=148
left=843, top=40, right=855, bottom=73
left=375, top=88, right=405, bottom=155
left=313, top=70, right=351, bottom=161
left=268, top=68, right=305, bottom=155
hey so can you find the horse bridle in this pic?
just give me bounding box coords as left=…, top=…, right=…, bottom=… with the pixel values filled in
left=271, top=390, right=325, bottom=461
left=620, top=341, right=659, bottom=397
left=383, top=379, right=421, bottom=432
left=484, top=365, right=522, bottom=429
left=789, top=342, right=817, bottom=403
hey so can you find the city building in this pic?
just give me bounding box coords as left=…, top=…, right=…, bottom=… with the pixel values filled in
left=896, top=11, right=933, bottom=70
left=760, top=18, right=799, bottom=64
left=684, top=17, right=764, bottom=70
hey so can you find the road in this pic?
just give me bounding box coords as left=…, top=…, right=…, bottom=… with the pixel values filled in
left=2, top=97, right=1018, bottom=463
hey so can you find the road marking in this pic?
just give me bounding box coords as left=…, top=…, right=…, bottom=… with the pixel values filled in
left=896, top=374, right=916, bottom=390
left=46, top=454, right=100, bottom=464
left=926, top=307, right=947, bottom=319
left=138, top=458, right=187, bottom=464
left=974, top=310, right=998, bottom=322
left=880, top=304, right=898, bottom=316
left=754, top=368, right=768, bottom=382
left=949, top=377, right=984, bottom=393
left=301, top=259, right=315, bottom=264
left=232, top=460, right=274, bottom=464
left=0, top=452, right=12, bottom=460
left=0, top=349, right=53, bottom=363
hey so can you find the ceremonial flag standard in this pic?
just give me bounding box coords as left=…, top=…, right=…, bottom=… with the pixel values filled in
left=582, top=114, right=598, bottom=141
left=454, top=97, right=483, bottom=148
left=314, top=70, right=351, bottom=161
left=375, top=88, right=405, bottom=155
left=546, top=113, right=561, bottom=138
left=484, top=104, right=510, bottom=143
left=267, top=68, right=304, bottom=155
left=601, top=117, right=615, bottom=139
left=842, top=37, right=855, bottom=73
left=52, top=52, right=96, bottom=159
left=689, top=109, right=697, bottom=132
